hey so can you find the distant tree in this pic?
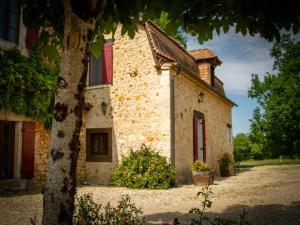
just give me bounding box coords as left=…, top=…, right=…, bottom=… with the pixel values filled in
left=233, top=133, right=251, bottom=161
left=248, top=35, right=300, bottom=158
left=153, top=12, right=187, bottom=48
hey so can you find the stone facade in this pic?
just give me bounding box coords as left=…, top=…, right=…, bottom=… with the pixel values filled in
left=173, top=72, right=233, bottom=183
left=33, top=122, right=50, bottom=183
left=82, top=24, right=172, bottom=184
left=1, top=22, right=234, bottom=186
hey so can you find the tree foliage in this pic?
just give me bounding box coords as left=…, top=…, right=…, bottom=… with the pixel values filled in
left=233, top=133, right=251, bottom=161
left=0, top=48, right=58, bottom=128
left=248, top=35, right=300, bottom=157
left=22, top=0, right=300, bottom=57
left=153, top=12, right=187, bottom=48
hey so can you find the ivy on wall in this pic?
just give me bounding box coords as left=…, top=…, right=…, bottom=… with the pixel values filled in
left=0, top=48, right=58, bottom=128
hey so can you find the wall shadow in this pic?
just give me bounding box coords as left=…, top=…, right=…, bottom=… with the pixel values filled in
left=145, top=201, right=300, bottom=225
left=0, top=186, right=42, bottom=197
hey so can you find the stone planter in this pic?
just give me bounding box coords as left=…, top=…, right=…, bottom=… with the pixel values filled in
left=220, top=165, right=236, bottom=177
left=192, top=170, right=215, bottom=186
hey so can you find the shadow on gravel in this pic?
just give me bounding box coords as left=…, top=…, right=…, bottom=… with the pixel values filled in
left=0, top=187, right=42, bottom=197
left=145, top=201, right=300, bottom=225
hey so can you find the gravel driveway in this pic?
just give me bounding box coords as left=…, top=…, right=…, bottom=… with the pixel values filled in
left=1, top=165, right=300, bottom=225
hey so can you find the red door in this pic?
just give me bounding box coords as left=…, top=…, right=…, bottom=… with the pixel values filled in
left=21, top=122, right=35, bottom=179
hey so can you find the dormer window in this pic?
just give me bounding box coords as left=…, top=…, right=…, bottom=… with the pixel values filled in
left=0, top=0, right=20, bottom=44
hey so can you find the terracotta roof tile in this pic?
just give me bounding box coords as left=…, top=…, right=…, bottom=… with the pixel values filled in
left=145, top=22, right=199, bottom=74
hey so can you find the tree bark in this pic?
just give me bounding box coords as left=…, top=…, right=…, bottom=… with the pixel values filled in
left=42, top=1, right=96, bottom=224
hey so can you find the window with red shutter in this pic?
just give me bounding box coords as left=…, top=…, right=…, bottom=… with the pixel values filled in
left=89, top=40, right=113, bottom=86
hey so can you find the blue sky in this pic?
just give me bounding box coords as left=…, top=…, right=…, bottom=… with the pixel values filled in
left=185, top=29, right=300, bottom=136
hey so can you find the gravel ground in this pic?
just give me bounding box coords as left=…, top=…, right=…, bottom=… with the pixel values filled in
left=0, top=165, right=300, bottom=225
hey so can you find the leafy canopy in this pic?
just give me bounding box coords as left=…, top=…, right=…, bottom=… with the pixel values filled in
left=248, top=35, right=300, bottom=157
left=22, top=0, right=300, bottom=57
left=153, top=12, right=187, bottom=48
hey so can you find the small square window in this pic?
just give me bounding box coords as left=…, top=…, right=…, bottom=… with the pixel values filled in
left=86, top=128, right=112, bottom=162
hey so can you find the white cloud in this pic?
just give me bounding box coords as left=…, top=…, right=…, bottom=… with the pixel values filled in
left=216, top=59, right=274, bottom=95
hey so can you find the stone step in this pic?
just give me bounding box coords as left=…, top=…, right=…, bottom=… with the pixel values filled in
left=0, top=179, right=27, bottom=192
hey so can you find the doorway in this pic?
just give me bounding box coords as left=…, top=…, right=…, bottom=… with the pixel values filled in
left=0, top=121, right=15, bottom=179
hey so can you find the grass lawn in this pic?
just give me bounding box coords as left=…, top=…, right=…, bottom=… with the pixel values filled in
left=239, top=158, right=300, bottom=168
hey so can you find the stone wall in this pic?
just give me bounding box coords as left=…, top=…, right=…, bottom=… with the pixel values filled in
left=34, top=122, right=50, bottom=183
left=174, top=72, right=233, bottom=183
left=83, top=24, right=171, bottom=184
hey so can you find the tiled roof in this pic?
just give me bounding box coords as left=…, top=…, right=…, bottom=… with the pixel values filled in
left=188, top=49, right=222, bottom=65
left=144, top=21, right=234, bottom=105
left=144, top=22, right=199, bottom=74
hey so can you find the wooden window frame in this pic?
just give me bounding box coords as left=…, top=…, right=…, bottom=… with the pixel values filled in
left=227, top=123, right=232, bottom=144
left=86, top=128, right=112, bottom=162
left=193, top=111, right=206, bottom=162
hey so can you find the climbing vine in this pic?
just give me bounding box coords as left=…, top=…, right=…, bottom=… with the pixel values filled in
left=0, top=48, right=58, bottom=128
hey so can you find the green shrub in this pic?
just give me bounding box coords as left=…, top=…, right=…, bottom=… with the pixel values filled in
left=73, top=193, right=145, bottom=225
left=192, top=161, right=211, bottom=172
left=110, top=144, right=176, bottom=189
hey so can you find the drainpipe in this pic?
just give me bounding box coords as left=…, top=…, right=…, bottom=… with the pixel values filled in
left=170, top=63, right=181, bottom=166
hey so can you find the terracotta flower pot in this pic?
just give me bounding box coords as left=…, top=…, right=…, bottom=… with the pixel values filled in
left=220, top=165, right=236, bottom=177
left=192, top=170, right=215, bottom=186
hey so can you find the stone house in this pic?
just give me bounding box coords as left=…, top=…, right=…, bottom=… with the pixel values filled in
left=0, top=2, right=234, bottom=186
left=79, top=21, right=235, bottom=184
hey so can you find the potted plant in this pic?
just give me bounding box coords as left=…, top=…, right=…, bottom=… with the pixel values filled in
left=192, top=161, right=215, bottom=186
left=218, top=152, right=236, bottom=177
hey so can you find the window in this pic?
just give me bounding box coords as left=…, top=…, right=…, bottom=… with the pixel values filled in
left=0, top=0, right=20, bottom=44
left=193, top=111, right=206, bottom=162
left=227, top=123, right=232, bottom=144
left=89, top=42, right=113, bottom=86
left=86, top=128, right=112, bottom=162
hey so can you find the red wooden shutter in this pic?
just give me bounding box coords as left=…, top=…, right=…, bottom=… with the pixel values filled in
left=21, top=122, right=35, bottom=179
left=193, top=115, right=198, bottom=161
left=103, top=43, right=113, bottom=84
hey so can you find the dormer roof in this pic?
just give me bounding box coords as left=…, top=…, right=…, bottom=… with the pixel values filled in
left=188, top=49, right=222, bottom=65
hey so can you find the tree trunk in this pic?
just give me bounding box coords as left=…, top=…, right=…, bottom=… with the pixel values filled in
left=42, top=1, right=96, bottom=224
